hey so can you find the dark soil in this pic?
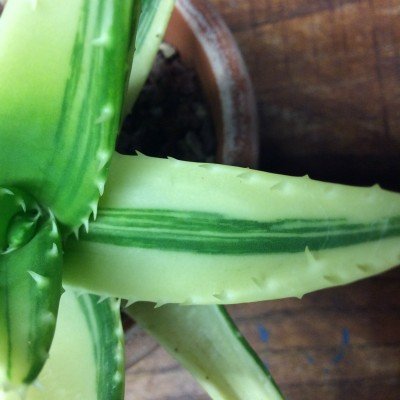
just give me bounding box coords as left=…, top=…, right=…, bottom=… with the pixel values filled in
left=117, top=43, right=216, bottom=163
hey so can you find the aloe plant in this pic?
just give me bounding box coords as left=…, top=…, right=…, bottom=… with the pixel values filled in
left=0, top=1, right=399, bottom=399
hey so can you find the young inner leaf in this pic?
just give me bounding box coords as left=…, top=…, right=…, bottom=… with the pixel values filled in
left=0, top=187, right=63, bottom=391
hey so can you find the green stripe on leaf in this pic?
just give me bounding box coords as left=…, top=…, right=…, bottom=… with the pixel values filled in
left=76, top=294, right=124, bottom=400
left=83, top=208, right=400, bottom=254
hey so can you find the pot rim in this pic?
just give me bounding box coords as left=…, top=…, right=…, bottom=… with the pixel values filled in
left=165, top=0, right=259, bottom=168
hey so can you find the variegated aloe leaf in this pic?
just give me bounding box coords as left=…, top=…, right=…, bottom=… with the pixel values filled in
left=0, top=187, right=62, bottom=391
left=6, top=290, right=124, bottom=400
left=0, top=0, right=139, bottom=229
left=123, top=0, right=175, bottom=116
left=127, top=302, right=283, bottom=400
left=63, top=154, right=400, bottom=304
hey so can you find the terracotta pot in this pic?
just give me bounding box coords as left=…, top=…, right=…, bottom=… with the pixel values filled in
left=124, top=0, right=258, bottom=398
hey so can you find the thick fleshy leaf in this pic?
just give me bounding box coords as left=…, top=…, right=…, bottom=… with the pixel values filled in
left=1, top=290, right=124, bottom=400
left=0, top=0, right=139, bottom=229
left=127, top=302, right=283, bottom=400
left=63, top=154, right=400, bottom=304
left=0, top=188, right=62, bottom=390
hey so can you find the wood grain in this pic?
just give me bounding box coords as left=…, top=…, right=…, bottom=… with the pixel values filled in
left=229, top=269, right=400, bottom=399
left=210, top=0, right=400, bottom=189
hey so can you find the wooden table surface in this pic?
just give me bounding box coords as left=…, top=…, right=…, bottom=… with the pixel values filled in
left=126, top=269, right=400, bottom=400
left=212, top=0, right=400, bottom=190
left=125, top=1, right=400, bottom=399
